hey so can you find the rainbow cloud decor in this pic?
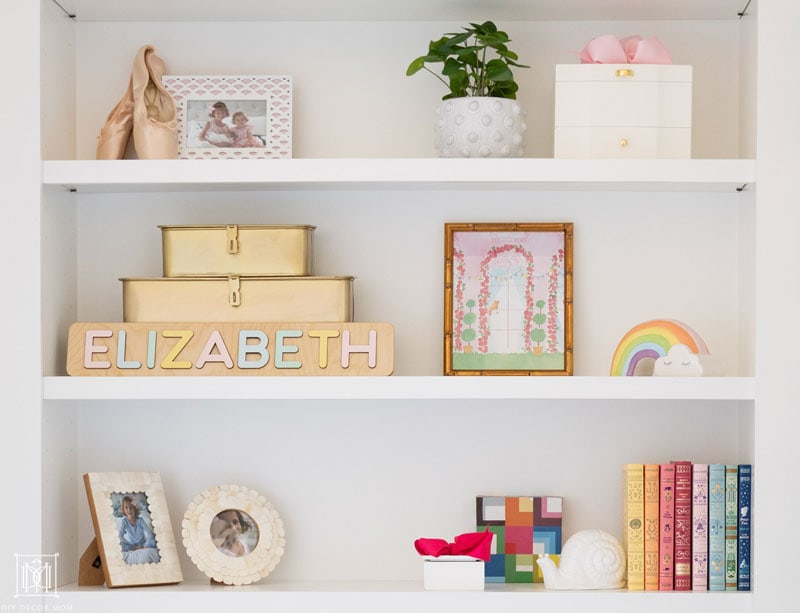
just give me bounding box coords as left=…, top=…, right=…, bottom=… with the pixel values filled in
left=610, top=319, right=710, bottom=376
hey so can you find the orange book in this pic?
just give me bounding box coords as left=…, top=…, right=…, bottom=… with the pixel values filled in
left=644, top=464, right=661, bottom=590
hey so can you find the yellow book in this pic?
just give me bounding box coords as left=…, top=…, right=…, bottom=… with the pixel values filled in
left=643, top=464, right=660, bottom=590
left=623, top=463, right=645, bottom=590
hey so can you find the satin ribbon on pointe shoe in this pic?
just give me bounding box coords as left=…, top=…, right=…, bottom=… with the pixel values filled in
left=414, top=529, right=493, bottom=561
left=579, top=34, right=672, bottom=64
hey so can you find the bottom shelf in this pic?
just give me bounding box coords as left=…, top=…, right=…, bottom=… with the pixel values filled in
left=55, top=581, right=752, bottom=613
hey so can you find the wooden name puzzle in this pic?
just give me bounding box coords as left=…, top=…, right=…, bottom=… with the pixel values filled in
left=67, top=322, right=393, bottom=376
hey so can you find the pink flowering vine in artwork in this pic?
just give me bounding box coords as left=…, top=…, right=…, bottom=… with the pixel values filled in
left=453, top=249, right=466, bottom=352
left=546, top=248, right=565, bottom=353
left=477, top=244, right=535, bottom=353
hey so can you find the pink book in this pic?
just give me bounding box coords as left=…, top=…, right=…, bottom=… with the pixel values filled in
left=692, top=463, right=709, bottom=590
left=659, top=463, right=676, bottom=590
left=672, top=461, right=692, bottom=590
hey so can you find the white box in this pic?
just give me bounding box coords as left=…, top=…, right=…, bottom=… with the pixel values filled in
left=422, top=556, right=485, bottom=591
left=554, top=63, right=692, bottom=158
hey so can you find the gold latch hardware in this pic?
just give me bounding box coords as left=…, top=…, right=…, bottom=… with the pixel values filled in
left=226, top=225, right=239, bottom=254
left=615, top=68, right=634, bottom=77
left=228, top=275, right=241, bottom=306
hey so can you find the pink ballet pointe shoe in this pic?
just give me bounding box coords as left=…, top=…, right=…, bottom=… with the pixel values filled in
left=96, top=76, right=134, bottom=159
left=131, top=44, right=178, bottom=159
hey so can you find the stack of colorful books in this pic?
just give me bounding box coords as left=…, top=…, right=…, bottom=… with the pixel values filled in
left=622, top=462, right=751, bottom=592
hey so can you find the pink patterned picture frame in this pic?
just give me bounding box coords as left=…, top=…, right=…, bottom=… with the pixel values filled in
left=444, top=223, right=574, bottom=376
left=163, top=75, right=292, bottom=159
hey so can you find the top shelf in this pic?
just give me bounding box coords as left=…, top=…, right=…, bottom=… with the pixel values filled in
left=42, top=158, right=755, bottom=193
left=60, top=0, right=749, bottom=22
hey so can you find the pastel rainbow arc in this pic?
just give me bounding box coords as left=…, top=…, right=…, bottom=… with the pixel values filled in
left=610, top=319, right=709, bottom=376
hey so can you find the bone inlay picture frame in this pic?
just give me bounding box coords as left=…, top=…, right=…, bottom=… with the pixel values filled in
left=444, top=223, right=574, bottom=376
left=182, top=483, right=285, bottom=586
left=83, top=472, right=183, bottom=588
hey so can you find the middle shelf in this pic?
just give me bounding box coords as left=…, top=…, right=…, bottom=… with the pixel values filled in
left=43, top=375, right=755, bottom=401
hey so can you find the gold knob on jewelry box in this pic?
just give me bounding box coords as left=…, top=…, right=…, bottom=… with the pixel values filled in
left=615, top=68, right=634, bottom=77
left=619, top=138, right=629, bottom=147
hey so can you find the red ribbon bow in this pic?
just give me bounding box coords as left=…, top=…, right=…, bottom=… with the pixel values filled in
left=414, top=529, right=493, bottom=562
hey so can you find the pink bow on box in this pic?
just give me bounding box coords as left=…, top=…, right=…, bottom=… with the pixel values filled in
left=414, top=529, right=493, bottom=562
left=579, top=34, right=672, bottom=64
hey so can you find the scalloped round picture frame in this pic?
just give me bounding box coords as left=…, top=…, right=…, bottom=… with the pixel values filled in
left=182, top=484, right=285, bottom=585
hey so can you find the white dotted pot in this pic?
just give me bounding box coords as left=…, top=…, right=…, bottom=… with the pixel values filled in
left=434, top=96, right=527, bottom=157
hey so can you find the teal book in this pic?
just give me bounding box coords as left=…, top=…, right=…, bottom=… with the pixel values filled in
left=724, top=465, right=738, bottom=591
left=737, top=464, right=752, bottom=591
left=708, top=464, right=726, bottom=591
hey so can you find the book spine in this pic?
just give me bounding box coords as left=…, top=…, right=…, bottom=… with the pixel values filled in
left=737, top=464, right=752, bottom=591
left=672, top=461, right=693, bottom=590
left=708, top=464, right=726, bottom=591
left=691, top=463, right=709, bottom=590
left=644, top=464, right=661, bottom=590
left=724, top=465, right=739, bottom=591
left=623, top=463, right=645, bottom=590
left=659, top=463, right=676, bottom=590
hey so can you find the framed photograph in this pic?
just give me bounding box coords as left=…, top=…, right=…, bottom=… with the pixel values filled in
left=163, top=75, right=292, bottom=159
left=444, top=223, right=573, bottom=375
left=182, top=483, right=285, bottom=585
left=83, top=472, right=183, bottom=587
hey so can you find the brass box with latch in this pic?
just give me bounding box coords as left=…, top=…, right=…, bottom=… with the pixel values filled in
left=160, top=224, right=315, bottom=277
left=121, top=276, right=353, bottom=323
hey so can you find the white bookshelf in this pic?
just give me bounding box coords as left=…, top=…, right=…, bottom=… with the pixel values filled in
left=7, top=1, right=795, bottom=612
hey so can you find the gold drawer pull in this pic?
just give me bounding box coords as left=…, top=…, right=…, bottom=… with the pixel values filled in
left=228, top=275, right=241, bottom=306
left=615, top=68, right=634, bottom=77
left=226, top=224, right=239, bottom=254
left=619, top=138, right=629, bottom=147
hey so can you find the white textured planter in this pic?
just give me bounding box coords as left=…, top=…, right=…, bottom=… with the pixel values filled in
left=434, top=96, right=527, bottom=158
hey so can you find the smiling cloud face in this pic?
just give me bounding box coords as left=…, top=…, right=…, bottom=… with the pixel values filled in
left=653, top=344, right=704, bottom=377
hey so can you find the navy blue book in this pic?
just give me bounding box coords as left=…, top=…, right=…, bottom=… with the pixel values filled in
left=737, top=464, right=752, bottom=591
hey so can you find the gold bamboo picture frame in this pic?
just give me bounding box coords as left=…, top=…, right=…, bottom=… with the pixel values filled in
left=83, top=472, right=183, bottom=588
left=444, top=223, right=574, bottom=375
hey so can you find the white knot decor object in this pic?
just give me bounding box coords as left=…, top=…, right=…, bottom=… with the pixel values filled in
left=536, top=529, right=626, bottom=590
left=434, top=97, right=526, bottom=157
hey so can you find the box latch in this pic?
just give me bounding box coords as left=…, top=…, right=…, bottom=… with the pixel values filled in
left=228, top=275, right=241, bottom=306
left=226, top=225, right=240, bottom=254
left=615, top=68, right=634, bottom=78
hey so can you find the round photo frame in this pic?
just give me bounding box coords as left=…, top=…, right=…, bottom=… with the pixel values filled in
left=182, top=483, right=285, bottom=585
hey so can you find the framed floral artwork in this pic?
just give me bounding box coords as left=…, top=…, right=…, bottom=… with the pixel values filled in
left=163, top=75, right=292, bottom=159
left=83, top=472, right=183, bottom=587
left=182, top=483, right=285, bottom=586
left=444, top=223, right=573, bottom=375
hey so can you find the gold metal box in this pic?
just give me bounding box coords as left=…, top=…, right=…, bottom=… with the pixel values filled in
left=121, top=276, right=353, bottom=323
left=159, top=224, right=315, bottom=277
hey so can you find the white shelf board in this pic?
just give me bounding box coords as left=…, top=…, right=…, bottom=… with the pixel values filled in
left=54, top=580, right=752, bottom=613
left=43, top=376, right=755, bottom=401
left=42, top=158, right=755, bottom=193
left=61, top=0, right=748, bottom=23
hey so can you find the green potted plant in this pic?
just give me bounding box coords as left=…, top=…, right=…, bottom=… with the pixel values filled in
left=406, top=21, right=529, bottom=158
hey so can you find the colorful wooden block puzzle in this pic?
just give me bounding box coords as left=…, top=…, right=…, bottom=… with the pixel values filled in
left=476, top=496, right=563, bottom=583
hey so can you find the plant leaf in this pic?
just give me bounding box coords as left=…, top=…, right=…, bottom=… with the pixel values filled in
left=448, top=70, right=469, bottom=97
left=485, top=59, right=514, bottom=82
left=406, top=57, right=427, bottom=76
